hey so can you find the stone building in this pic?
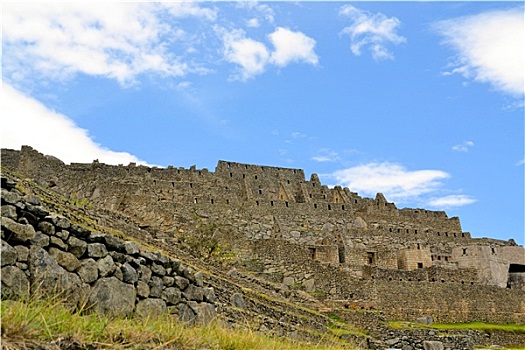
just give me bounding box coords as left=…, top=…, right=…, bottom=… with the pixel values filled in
left=2, top=146, right=524, bottom=323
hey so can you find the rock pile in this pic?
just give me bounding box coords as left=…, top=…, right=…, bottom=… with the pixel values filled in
left=1, top=177, right=216, bottom=323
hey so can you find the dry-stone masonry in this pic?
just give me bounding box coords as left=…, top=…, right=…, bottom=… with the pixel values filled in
left=2, top=146, right=525, bottom=325
left=0, top=177, right=216, bottom=323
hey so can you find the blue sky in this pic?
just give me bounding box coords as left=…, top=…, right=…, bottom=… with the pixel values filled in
left=2, top=2, right=524, bottom=245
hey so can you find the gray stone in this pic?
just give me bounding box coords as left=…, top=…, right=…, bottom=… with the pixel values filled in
left=113, top=267, right=123, bottom=281
left=24, top=194, right=41, bottom=205
left=1, top=217, right=36, bottom=243
left=138, top=265, right=152, bottom=283
left=50, top=236, right=68, bottom=250
left=37, top=221, right=55, bottom=235
left=31, top=232, right=50, bottom=248
left=97, top=255, right=116, bottom=277
left=67, top=236, right=87, bottom=258
left=162, top=287, right=182, bottom=305
left=184, top=284, right=204, bottom=302
left=1, top=265, right=30, bottom=297
left=48, top=247, right=80, bottom=272
left=194, top=271, right=204, bottom=287
left=193, top=302, right=216, bottom=324
left=423, top=341, right=444, bottom=350
left=88, top=277, right=136, bottom=317
left=203, top=287, right=217, bottom=303
left=14, top=245, right=29, bottom=262
left=121, top=263, right=138, bottom=283
left=123, top=241, right=139, bottom=255
left=174, top=276, right=189, bottom=290
left=1, top=189, right=20, bottom=204
left=2, top=205, right=18, bottom=219
left=56, top=230, right=69, bottom=240
left=87, top=243, right=108, bottom=258
left=77, top=258, right=98, bottom=283
left=109, top=251, right=127, bottom=263
left=70, top=224, right=90, bottom=238
left=162, top=276, right=174, bottom=287
left=1, top=240, right=17, bottom=266
left=385, top=338, right=400, bottom=346
left=136, top=280, right=150, bottom=298
left=416, top=316, right=433, bottom=326
left=136, top=298, right=167, bottom=317
left=148, top=276, right=163, bottom=298
left=26, top=204, right=49, bottom=217
left=104, top=235, right=123, bottom=251
left=151, top=263, right=166, bottom=276
left=230, top=293, right=246, bottom=309
left=52, top=216, right=70, bottom=230
left=178, top=303, right=196, bottom=323
left=29, top=247, right=83, bottom=301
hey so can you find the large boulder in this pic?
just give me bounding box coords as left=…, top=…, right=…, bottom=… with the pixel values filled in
left=1, top=265, right=30, bottom=297
left=135, top=298, right=167, bottom=317
left=29, top=247, right=84, bottom=302
left=89, top=277, right=136, bottom=317
left=2, top=217, right=36, bottom=243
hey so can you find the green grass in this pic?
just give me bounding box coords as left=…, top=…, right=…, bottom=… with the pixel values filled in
left=1, top=297, right=357, bottom=350
left=388, top=320, right=525, bottom=333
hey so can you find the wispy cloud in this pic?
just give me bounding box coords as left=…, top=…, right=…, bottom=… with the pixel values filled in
left=2, top=3, right=216, bottom=87
left=328, top=162, right=450, bottom=203
left=428, top=195, right=477, bottom=209
left=217, top=26, right=319, bottom=80
left=434, top=7, right=524, bottom=97
left=516, top=159, right=525, bottom=166
left=452, top=140, right=474, bottom=152
left=236, top=1, right=275, bottom=25
left=312, top=149, right=341, bottom=163
left=1, top=83, right=150, bottom=166
left=339, top=5, right=406, bottom=60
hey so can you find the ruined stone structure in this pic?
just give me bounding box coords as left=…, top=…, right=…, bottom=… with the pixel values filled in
left=2, top=146, right=525, bottom=324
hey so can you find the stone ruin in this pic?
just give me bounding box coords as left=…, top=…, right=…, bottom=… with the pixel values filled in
left=2, top=145, right=525, bottom=324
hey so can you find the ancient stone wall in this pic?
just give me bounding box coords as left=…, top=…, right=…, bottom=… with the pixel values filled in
left=1, top=178, right=216, bottom=323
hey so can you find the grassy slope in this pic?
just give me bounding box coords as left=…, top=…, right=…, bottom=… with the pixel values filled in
left=1, top=297, right=354, bottom=350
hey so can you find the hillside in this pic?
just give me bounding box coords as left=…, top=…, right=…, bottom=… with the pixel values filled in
left=1, top=146, right=525, bottom=349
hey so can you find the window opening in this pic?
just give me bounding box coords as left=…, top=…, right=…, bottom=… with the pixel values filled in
left=417, top=263, right=423, bottom=269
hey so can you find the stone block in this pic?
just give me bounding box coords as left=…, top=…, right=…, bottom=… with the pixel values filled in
left=121, top=262, right=138, bottom=284
left=2, top=205, right=18, bottom=220
left=162, top=287, right=182, bottom=305
left=77, top=259, right=98, bottom=284
left=423, top=341, right=444, bottom=350
left=230, top=293, right=246, bottom=309
left=1, top=217, right=36, bottom=243
left=1, top=240, right=17, bottom=266
left=1, top=265, right=30, bottom=297
left=48, top=247, right=81, bottom=272
left=97, top=255, right=116, bottom=277
left=67, top=236, right=87, bottom=258
left=89, top=277, right=136, bottom=317
left=87, top=243, right=108, bottom=258
left=136, top=298, right=167, bottom=317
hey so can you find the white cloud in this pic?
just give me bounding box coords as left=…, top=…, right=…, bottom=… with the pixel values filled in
left=218, top=28, right=270, bottom=80
left=339, top=5, right=406, bottom=60
left=162, top=2, right=217, bottom=21
left=435, top=7, right=524, bottom=97
left=452, top=140, right=474, bottom=152
left=269, top=27, right=319, bottom=67
left=516, top=159, right=525, bottom=166
left=218, top=26, right=318, bottom=80
left=428, top=195, right=477, bottom=209
left=246, top=18, right=261, bottom=28
left=0, top=83, right=150, bottom=166
left=312, top=149, right=340, bottom=163
left=236, top=1, right=275, bottom=25
left=329, top=162, right=449, bottom=203
left=2, top=2, right=215, bottom=86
